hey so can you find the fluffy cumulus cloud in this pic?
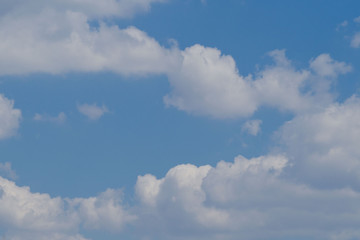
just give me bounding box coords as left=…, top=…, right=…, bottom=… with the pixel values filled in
left=0, top=11, right=179, bottom=75
left=2, top=152, right=360, bottom=240
left=165, top=47, right=349, bottom=118
left=0, top=0, right=352, bottom=119
left=278, top=95, right=360, bottom=190
left=309, top=53, right=352, bottom=77
left=0, top=176, right=135, bottom=240
left=1, top=1, right=360, bottom=239
left=164, top=45, right=257, bottom=118
left=77, top=103, right=109, bottom=120
left=0, top=94, right=22, bottom=139
left=134, top=154, right=360, bottom=240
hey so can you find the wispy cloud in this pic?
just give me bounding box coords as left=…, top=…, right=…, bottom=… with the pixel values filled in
left=34, top=112, right=66, bottom=124
left=242, top=119, right=262, bottom=136
left=0, top=162, right=17, bottom=180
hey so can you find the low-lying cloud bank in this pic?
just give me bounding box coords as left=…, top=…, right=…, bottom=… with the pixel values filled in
left=1, top=147, right=360, bottom=240
left=2, top=97, right=360, bottom=239
left=3, top=94, right=360, bottom=239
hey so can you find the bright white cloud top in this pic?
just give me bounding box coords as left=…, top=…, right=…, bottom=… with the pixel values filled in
left=0, top=0, right=359, bottom=240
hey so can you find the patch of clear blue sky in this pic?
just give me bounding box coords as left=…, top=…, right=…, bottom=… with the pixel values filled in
left=1, top=0, right=360, bottom=200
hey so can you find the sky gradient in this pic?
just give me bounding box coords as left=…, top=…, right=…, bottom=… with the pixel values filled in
left=1, top=0, right=360, bottom=239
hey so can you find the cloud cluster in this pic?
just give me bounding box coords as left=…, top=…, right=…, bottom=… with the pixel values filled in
left=0, top=0, right=351, bottom=120
left=133, top=154, right=360, bottom=240
left=1, top=1, right=360, bottom=240
left=3, top=153, right=359, bottom=240
left=165, top=47, right=350, bottom=118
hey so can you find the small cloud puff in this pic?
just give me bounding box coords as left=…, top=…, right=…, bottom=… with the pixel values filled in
left=77, top=103, right=109, bottom=120
left=242, top=119, right=262, bottom=136
left=336, top=20, right=348, bottom=31
left=310, top=53, right=352, bottom=77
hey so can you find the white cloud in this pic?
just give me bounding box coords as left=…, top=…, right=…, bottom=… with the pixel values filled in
left=165, top=47, right=348, bottom=118
left=354, top=16, right=360, bottom=23
left=72, top=189, right=136, bottom=231
left=278, top=95, right=360, bottom=190
left=242, top=119, right=262, bottom=136
left=0, top=162, right=17, bottom=180
left=2, top=149, right=360, bottom=239
left=134, top=154, right=360, bottom=240
left=0, top=94, right=22, bottom=140
left=0, top=10, right=179, bottom=75
left=77, top=103, right=109, bottom=120
left=336, top=20, right=348, bottom=31
left=164, top=44, right=257, bottom=118
left=0, top=1, right=352, bottom=120
left=34, top=112, right=66, bottom=124
left=310, top=54, right=352, bottom=78
left=0, top=176, right=135, bottom=240
left=351, top=32, right=360, bottom=48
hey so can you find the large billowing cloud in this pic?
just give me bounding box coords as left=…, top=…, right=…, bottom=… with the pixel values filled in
left=0, top=0, right=351, bottom=119
left=278, top=95, right=360, bottom=191
left=133, top=154, right=360, bottom=240
left=3, top=154, right=360, bottom=240
left=165, top=46, right=350, bottom=118
left=0, top=94, right=21, bottom=139
left=0, top=11, right=179, bottom=75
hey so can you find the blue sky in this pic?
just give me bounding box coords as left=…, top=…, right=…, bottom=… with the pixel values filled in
left=1, top=0, right=360, bottom=239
